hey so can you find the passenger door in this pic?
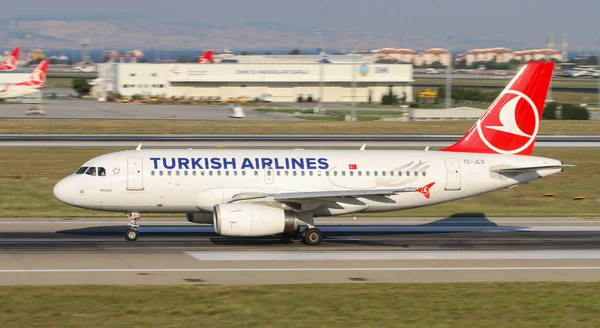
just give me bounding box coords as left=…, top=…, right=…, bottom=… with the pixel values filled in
left=127, top=157, right=144, bottom=191
left=444, top=158, right=461, bottom=190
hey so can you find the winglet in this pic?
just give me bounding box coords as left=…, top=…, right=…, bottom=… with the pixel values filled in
left=136, top=143, right=142, bottom=150
left=360, top=143, right=366, bottom=151
left=416, top=182, right=435, bottom=199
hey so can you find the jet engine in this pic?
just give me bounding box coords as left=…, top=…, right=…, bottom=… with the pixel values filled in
left=213, top=203, right=298, bottom=237
left=186, top=212, right=213, bottom=224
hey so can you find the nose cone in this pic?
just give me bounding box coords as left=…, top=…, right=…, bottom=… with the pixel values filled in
left=53, top=178, right=73, bottom=205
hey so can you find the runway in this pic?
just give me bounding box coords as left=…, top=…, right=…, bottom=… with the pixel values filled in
left=2, top=134, right=599, bottom=148
left=1, top=216, right=600, bottom=285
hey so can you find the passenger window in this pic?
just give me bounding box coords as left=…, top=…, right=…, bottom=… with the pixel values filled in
left=349, top=171, right=354, bottom=176
left=267, top=171, right=272, bottom=176
left=85, top=167, right=97, bottom=176
left=414, top=171, right=418, bottom=176
left=342, top=171, right=346, bottom=176
left=309, top=171, right=313, bottom=176
left=358, top=171, right=362, bottom=176
left=193, top=171, right=197, bottom=176
left=159, top=171, right=164, bottom=176
left=176, top=171, right=180, bottom=176
left=422, top=172, right=427, bottom=177
left=293, top=171, right=297, bottom=176
left=217, top=171, right=221, bottom=176
left=325, top=171, right=329, bottom=176
left=254, top=171, right=258, bottom=176
left=76, top=167, right=89, bottom=174
left=225, top=171, right=229, bottom=176
left=277, top=171, right=281, bottom=176
left=390, top=171, right=394, bottom=176
left=242, top=171, right=246, bottom=176
left=184, top=171, right=188, bottom=176
left=301, top=171, right=305, bottom=176
left=366, top=171, right=370, bottom=176
left=151, top=171, right=155, bottom=176
left=234, top=171, right=238, bottom=176
left=98, top=167, right=106, bottom=176
left=382, top=171, right=386, bottom=176
left=209, top=171, right=213, bottom=176
left=168, top=171, right=172, bottom=176
left=398, top=171, right=403, bottom=176
left=374, top=171, right=378, bottom=177
left=333, top=171, right=337, bottom=176
left=285, top=171, right=289, bottom=176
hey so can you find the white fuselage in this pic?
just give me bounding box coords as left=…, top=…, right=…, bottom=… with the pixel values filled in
left=0, top=84, right=40, bottom=99
left=53, top=149, right=562, bottom=215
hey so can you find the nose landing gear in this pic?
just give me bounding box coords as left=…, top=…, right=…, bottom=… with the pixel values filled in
left=125, top=212, right=140, bottom=241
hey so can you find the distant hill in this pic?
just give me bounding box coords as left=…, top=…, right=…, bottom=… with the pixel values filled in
left=0, top=12, right=548, bottom=50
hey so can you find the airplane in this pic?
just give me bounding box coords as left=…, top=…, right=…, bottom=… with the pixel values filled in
left=0, top=47, right=21, bottom=71
left=0, top=60, right=49, bottom=99
left=53, top=62, right=565, bottom=245
left=197, top=50, right=214, bottom=63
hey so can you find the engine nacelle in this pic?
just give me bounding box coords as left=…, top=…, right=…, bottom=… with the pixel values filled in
left=214, top=203, right=298, bottom=237
left=186, top=212, right=213, bottom=224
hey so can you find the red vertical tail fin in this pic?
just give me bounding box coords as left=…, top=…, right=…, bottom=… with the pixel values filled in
left=16, top=60, right=49, bottom=87
left=198, top=50, right=214, bottom=63
left=0, top=47, right=21, bottom=71
left=440, top=62, right=554, bottom=156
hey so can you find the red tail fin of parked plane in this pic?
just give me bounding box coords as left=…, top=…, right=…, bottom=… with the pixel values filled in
left=15, top=60, right=49, bottom=87
left=0, top=47, right=21, bottom=71
left=198, top=50, right=214, bottom=63
left=441, top=62, right=554, bottom=156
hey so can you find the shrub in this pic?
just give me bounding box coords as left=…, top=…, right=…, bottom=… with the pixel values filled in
left=561, top=104, right=590, bottom=120
left=408, top=102, right=420, bottom=108
left=71, top=78, right=91, bottom=95
left=542, top=102, right=559, bottom=120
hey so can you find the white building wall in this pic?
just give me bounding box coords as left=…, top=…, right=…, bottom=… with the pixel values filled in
left=106, top=62, right=413, bottom=103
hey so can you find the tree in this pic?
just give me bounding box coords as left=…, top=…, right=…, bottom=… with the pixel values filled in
left=381, top=86, right=399, bottom=105
left=71, top=78, right=91, bottom=95
left=288, top=49, right=304, bottom=55
left=176, top=55, right=189, bottom=63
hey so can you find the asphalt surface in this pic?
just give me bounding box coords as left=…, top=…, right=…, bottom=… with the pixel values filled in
left=0, top=98, right=297, bottom=120
left=1, top=134, right=599, bottom=148
left=1, top=216, right=600, bottom=285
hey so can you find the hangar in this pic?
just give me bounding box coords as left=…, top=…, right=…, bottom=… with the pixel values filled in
left=97, top=59, right=413, bottom=103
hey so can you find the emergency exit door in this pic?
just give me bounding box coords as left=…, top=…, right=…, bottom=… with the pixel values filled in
left=444, top=158, right=461, bottom=191
left=127, top=157, right=144, bottom=190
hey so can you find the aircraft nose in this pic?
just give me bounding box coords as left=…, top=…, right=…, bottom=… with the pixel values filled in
left=53, top=178, right=73, bottom=204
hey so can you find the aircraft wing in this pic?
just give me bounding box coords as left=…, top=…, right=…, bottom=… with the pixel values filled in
left=230, top=183, right=435, bottom=209
left=491, top=165, right=574, bottom=174
left=274, top=188, right=414, bottom=201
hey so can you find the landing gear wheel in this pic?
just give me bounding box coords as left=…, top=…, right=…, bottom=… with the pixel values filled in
left=303, top=228, right=323, bottom=246
left=125, top=229, right=138, bottom=241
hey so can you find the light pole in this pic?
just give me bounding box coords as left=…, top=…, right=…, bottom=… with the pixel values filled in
left=348, top=29, right=357, bottom=120
left=547, top=33, right=554, bottom=101
left=446, top=36, right=453, bottom=109
left=316, top=29, right=324, bottom=113
left=597, top=37, right=600, bottom=111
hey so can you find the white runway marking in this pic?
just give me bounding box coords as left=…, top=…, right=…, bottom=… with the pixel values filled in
left=1, top=267, right=600, bottom=273
left=186, top=250, right=600, bottom=261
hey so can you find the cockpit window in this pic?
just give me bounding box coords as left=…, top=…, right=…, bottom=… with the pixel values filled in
left=98, top=167, right=106, bottom=176
left=85, top=167, right=97, bottom=176
left=75, top=167, right=89, bottom=174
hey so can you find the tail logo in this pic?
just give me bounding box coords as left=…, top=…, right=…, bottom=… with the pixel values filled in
left=476, top=90, right=539, bottom=155
left=1, top=55, right=17, bottom=70
left=28, top=69, right=46, bottom=86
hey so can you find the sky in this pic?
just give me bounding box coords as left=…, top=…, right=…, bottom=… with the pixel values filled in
left=1, top=0, right=599, bottom=48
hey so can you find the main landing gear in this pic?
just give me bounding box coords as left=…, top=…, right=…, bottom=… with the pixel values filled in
left=302, top=227, right=323, bottom=246
left=125, top=212, right=140, bottom=241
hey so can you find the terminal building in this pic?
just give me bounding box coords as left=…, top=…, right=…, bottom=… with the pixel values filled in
left=96, top=56, right=413, bottom=103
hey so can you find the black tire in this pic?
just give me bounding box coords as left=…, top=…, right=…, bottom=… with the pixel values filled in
left=125, top=229, right=138, bottom=241
left=303, top=228, right=322, bottom=246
